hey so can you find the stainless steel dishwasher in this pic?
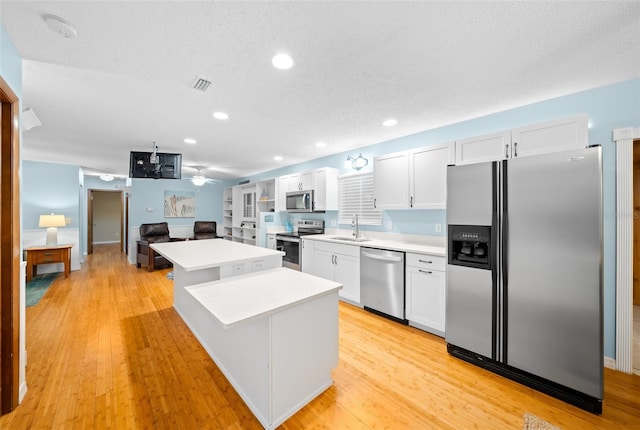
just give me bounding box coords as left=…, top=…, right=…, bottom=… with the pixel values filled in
left=360, top=247, right=406, bottom=323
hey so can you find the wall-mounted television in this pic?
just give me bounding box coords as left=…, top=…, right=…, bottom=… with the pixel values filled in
left=129, top=151, right=182, bottom=179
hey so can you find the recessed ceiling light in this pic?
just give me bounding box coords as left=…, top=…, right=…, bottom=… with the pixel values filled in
left=213, top=112, right=229, bottom=120
left=272, top=53, right=294, bottom=70
left=316, top=141, right=326, bottom=148
left=274, top=156, right=283, bottom=161
left=184, top=138, right=197, bottom=144
left=383, top=119, right=398, bottom=127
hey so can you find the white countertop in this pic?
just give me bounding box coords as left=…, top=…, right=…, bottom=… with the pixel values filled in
left=150, top=239, right=284, bottom=271
left=302, top=234, right=446, bottom=256
left=186, top=267, right=342, bottom=328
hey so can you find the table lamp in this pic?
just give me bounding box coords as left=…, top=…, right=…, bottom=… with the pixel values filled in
left=39, top=213, right=66, bottom=246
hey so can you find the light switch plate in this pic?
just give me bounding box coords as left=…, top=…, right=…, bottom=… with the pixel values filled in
left=331, top=219, right=337, bottom=227
left=435, top=223, right=442, bottom=233
left=387, top=221, right=393, bottom=230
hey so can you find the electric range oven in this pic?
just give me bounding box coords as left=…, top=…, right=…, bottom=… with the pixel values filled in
left=276, top=220, right=324, bottom=271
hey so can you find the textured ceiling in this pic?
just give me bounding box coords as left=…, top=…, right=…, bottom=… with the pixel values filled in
left=1, top=1, right=639, bottom=180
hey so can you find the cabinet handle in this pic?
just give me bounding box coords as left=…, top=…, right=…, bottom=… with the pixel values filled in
left=373, top=198, right=376, bottom=208
left=418, top=259, right=432, bottom=264
left=44, top=258, right=54, bottom=263
left=513, top=141, right=518, bottom=157
left=418, top=269, right=432, bottom=274
left=505, top=143, right=509, bottom=158
left=44, top=252, right=54, bottom=256
left=334, top=255, right=338, bottom=265
left=410, top=196, right=413, bottom=208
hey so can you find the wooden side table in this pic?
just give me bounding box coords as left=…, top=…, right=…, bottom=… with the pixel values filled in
left=25, top=244, right=73, bottom=282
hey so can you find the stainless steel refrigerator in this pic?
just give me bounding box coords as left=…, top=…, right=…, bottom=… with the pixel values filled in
left=445, top=146, right=603, bottom=414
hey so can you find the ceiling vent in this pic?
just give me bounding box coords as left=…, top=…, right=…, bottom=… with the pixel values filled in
left=191, top=76, right=212, bottom=92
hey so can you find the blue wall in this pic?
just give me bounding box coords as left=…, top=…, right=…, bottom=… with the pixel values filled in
left=128, top=177, right=227, bottom=230
left=22, top=161, right=81, bottom=230
left=1, top=24, right=22, bottom=98
left=241, top=77, right=640, bottom=360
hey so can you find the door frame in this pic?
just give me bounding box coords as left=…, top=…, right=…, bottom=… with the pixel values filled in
left=87, top=189, right=124, bottom=254
left=0, top=75, right=21, bottom=414
left=614, top=126, right=640, bottom=374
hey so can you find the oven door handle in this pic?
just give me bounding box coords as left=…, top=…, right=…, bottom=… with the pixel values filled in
left=276, top=236, right=300, bottom=243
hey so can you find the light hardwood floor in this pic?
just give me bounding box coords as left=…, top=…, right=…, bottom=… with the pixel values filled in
left=1, top=244, right=638, bottom=429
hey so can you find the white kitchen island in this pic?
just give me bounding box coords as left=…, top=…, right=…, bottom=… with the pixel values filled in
left=184, top=268, right=342, bottom=429
left=150, top=239, right=284, bottom=316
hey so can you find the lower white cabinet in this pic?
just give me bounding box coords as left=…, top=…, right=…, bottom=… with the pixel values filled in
left=301, top=237, right=315, bottom=274
left=311, top=241, right=360, bottom=304
left=405, top=253, right=446, bottom=336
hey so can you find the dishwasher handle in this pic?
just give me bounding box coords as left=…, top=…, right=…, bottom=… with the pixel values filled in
left=362, top=252, right=403, bottom=263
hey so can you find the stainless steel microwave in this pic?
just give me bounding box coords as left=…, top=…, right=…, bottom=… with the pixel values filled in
left=286, top=190, right=314, bottom=212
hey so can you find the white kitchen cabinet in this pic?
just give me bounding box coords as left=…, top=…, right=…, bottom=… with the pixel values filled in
left=311, top=241, right=360, bottom=304
left=510, top=114, right=588, bottom=158
left=374, top=142, right=453, bottom=210
left=311, top=167, right=338, bottom=211
left=405, top=253, right=446, bottom=336
left=301, top=237, right=314, bottom=274
left=455, top=130, right=511, bottom=165
left=410, top=143, right=454, bottom=209
left=374, top=151, right=409, bottom=209
left=455, top=114, right=588, bottom=165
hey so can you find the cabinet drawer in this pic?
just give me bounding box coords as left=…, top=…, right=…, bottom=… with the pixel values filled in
left=406, top=253, right=445, bottom=271
left=34, top=249, right=63, bottom=264
left=313, top=240, right=360, bottom=257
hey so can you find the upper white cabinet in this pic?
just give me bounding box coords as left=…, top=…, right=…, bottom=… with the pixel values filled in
left=410, top=143, right=455, bottom=209
left=277, top=167, right=338, bottom=211
left=455, top=130, right=512, bottom=165
left=510, top=114, right=589, bottom=158
left=455, top=114, right=588, bottom=165
left=374, top=142, right=454, bottom=210
left=373, top=152, right=409, bottom=209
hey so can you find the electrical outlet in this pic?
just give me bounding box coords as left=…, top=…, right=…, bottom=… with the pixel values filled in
left=331, top=219, right=337, bottom=227
left=387, top=221, right=393, bottom=230
left=147, top=207, right=155, bottom=212
left=435, top=223, right=442, bottom=233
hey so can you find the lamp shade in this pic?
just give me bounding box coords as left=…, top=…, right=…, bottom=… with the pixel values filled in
left=39, top=214, right=66, bottom=228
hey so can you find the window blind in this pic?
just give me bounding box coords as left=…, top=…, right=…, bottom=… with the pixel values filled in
left=338, top=172, right=382, bottom=225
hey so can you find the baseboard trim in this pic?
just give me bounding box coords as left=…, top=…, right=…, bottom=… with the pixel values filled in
left=604, top=356, right=616, bottom=370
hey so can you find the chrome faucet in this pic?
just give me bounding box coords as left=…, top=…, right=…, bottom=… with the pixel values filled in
left=352, top=214, right=359, bottom=239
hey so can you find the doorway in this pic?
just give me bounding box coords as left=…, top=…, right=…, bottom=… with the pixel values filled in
left=0, top=76, right=21, bottom=413
left=87, top=189, right=124, bottom=255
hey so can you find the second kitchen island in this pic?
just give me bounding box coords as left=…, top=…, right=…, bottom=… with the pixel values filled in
left=150, top=238, right=284, bottom=316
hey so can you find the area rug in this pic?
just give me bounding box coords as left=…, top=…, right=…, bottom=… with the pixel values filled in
left=26, top=273, right=59, bottom=307
left=523, top=413, right=561, bottom=430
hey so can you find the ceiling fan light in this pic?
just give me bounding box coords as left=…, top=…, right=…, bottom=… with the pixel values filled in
left=192, top=174, right=207, bottom=186
left=99, top=174, right=115, bottom=182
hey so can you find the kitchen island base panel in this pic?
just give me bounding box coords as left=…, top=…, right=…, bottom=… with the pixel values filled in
left=172, top=265, right=221, bottom=316
left=181, top=287, right=339, bottom=429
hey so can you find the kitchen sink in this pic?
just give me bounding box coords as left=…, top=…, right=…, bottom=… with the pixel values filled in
left=329, top=236, right=371, bottom=243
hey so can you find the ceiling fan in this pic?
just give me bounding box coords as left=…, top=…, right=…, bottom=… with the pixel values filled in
left=183, top=165, right=221, bottom=186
